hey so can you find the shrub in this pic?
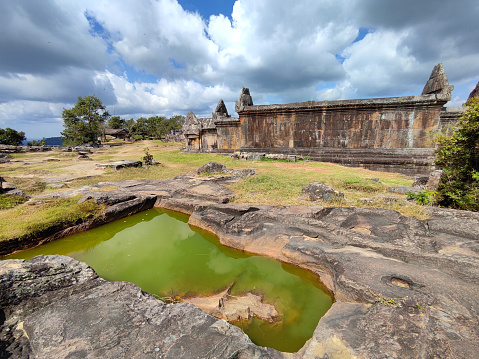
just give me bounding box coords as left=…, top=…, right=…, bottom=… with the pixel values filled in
left=407, top=191, right=436, bottom=206
left=142, top=147, right=154, bottom=166
left=435, top=97, right=479, bottom=211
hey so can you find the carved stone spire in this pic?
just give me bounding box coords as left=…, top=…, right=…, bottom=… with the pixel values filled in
left=235, top=87, right=254, bottom=113
left=214, top=99, right=229, bottom=117
left=182, top=111, right=200, bottom=135
left=422, top=63, right=453, bottom=99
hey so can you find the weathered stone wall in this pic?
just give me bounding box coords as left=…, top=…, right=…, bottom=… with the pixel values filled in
left=216, top=119, right=241, bottom=150
left=183, top=64, right=469, bottom=174
left=183, top=101, right=234, bottom=152
left=237, top=95, right=446, bottom=150
left=439, top=106, right=465, bottom=130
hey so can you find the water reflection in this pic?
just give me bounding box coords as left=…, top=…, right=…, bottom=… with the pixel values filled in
left=2, top=208, right=333, bottom=352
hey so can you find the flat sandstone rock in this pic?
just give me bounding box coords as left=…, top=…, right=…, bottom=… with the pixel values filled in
left=1, top=172, right=479, bottom=358
left=96, top=160, right=143, bottom=169
left=0, top=256, right=281, bottom=359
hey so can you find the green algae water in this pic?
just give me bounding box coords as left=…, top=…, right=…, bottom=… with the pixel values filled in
left=3, top=209, right=333, bottom=352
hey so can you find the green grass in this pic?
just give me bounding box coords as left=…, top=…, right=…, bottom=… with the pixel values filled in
left=228, top=159, right=412, bottom=206
left=1, top=141, right=426, bottom=234
left=231, top=174, right=303, bottom=205
left=0, top=194, right=29, bottom=209
left=0, top=197, right=105, bottom=241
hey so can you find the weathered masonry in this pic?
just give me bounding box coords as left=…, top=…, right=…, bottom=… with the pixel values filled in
left=183, top=64, right=468, bottom=175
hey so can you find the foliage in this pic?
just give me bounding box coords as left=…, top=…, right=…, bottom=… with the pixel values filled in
left=142, top=147, right=154, bottom=166
left=125, top=118, right=136, bottom=135
left=166, top=115, right=185, bottom=134
left=133, top=115, right=184, bottom=139
left=407, top=191, right=436, bottom=205
left=27, top=137, right=46, bottom=146
left=107, top=116, right=126, bottom=129
left=61, top=95, right=110, bottom=146
left=435, top=97, right=479, bottom=211
left=0, top=128, right=26, bottom=146
left=135, top=117, right=150, bottom=138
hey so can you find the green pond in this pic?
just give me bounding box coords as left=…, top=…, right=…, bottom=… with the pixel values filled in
left=2, top=209, right=333, bottom=352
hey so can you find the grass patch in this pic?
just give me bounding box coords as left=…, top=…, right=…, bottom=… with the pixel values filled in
left=334, top=177, right=384, bottom=193
left=0, top=142, right=424, bottom=223
left=0, top=197, right=105, bottom=241
left=231, top=174, right=304, bottom=205
left=356, top=196, right=429, bottom=220
left=5, top=178, right=47, bottom=195
left=0, top=194, right=29, bottom=209
left=260, top=157, right=296, bottom=163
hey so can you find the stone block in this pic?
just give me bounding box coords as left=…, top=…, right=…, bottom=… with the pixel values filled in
left=300, top=182, right=344, bottom=202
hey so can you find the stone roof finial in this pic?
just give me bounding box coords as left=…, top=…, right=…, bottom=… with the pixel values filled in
left=422, top=63, right=453, bottom=100
left=235, top=87, right=253, bottom=113
left=214, top=99, right=229, bottom=117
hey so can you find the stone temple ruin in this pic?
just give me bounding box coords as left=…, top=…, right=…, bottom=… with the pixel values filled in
left=183, top=64, right=473, bottom=175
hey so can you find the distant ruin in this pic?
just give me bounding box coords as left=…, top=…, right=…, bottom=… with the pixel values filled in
left=183, top=64, right=469, bottom=175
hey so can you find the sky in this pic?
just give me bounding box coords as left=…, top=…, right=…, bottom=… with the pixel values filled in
left=1, top=0, right=479, bottom=139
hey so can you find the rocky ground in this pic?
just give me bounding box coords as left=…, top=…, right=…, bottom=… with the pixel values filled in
left=1, top=162, right=478, bottom=358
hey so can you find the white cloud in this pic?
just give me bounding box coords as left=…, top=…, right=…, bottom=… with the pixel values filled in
left=1, top=0, right=479, bottom=138
left=101, top=72, right=236, bottom=117
left=0, top=69, right=117, bottom=105
left=0, top=100, right=64, bottom=138
left=87, top=0, right=218, bottom=78
left=330, top=30, right=423, bottom=99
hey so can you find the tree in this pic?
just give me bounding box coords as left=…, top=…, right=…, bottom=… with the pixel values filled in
left=147, top=116, right=166, bottom=138
left=61, top=96, right=110, bottom=146
left=435, top=97, right=479, bottom=211
left=0, top=128, right=26, bottom=146
left=124, top=115, right=184, bottom=140
left=166, top=115, right=184, bottom=134
left=107, top=116, right=126, bottom=129
left=135, top=117, right=149, bottom=139
left=125, top=118, right=136, bottom=136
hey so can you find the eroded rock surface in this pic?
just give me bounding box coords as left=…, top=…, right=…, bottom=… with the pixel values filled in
left=0, top=256, right=280, bottom=359
left=197, top=161, right=227, bottom=174
left=1, top=168, right=479, bottom=358
left=181, top=202, right=479, bottom=358
left=0, top=173, right=237, bottom=256
left=300, top=182, right=344, bottom=202
left=183, top=286, right=279, bottom=323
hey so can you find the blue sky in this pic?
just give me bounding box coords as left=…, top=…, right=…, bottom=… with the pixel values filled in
left=1, top=0, right=478, bottom=139
left=179, top=0, right=235, bottom=18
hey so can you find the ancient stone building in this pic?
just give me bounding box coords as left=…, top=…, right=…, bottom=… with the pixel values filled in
left=183, top=64, right=469, bottom=175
